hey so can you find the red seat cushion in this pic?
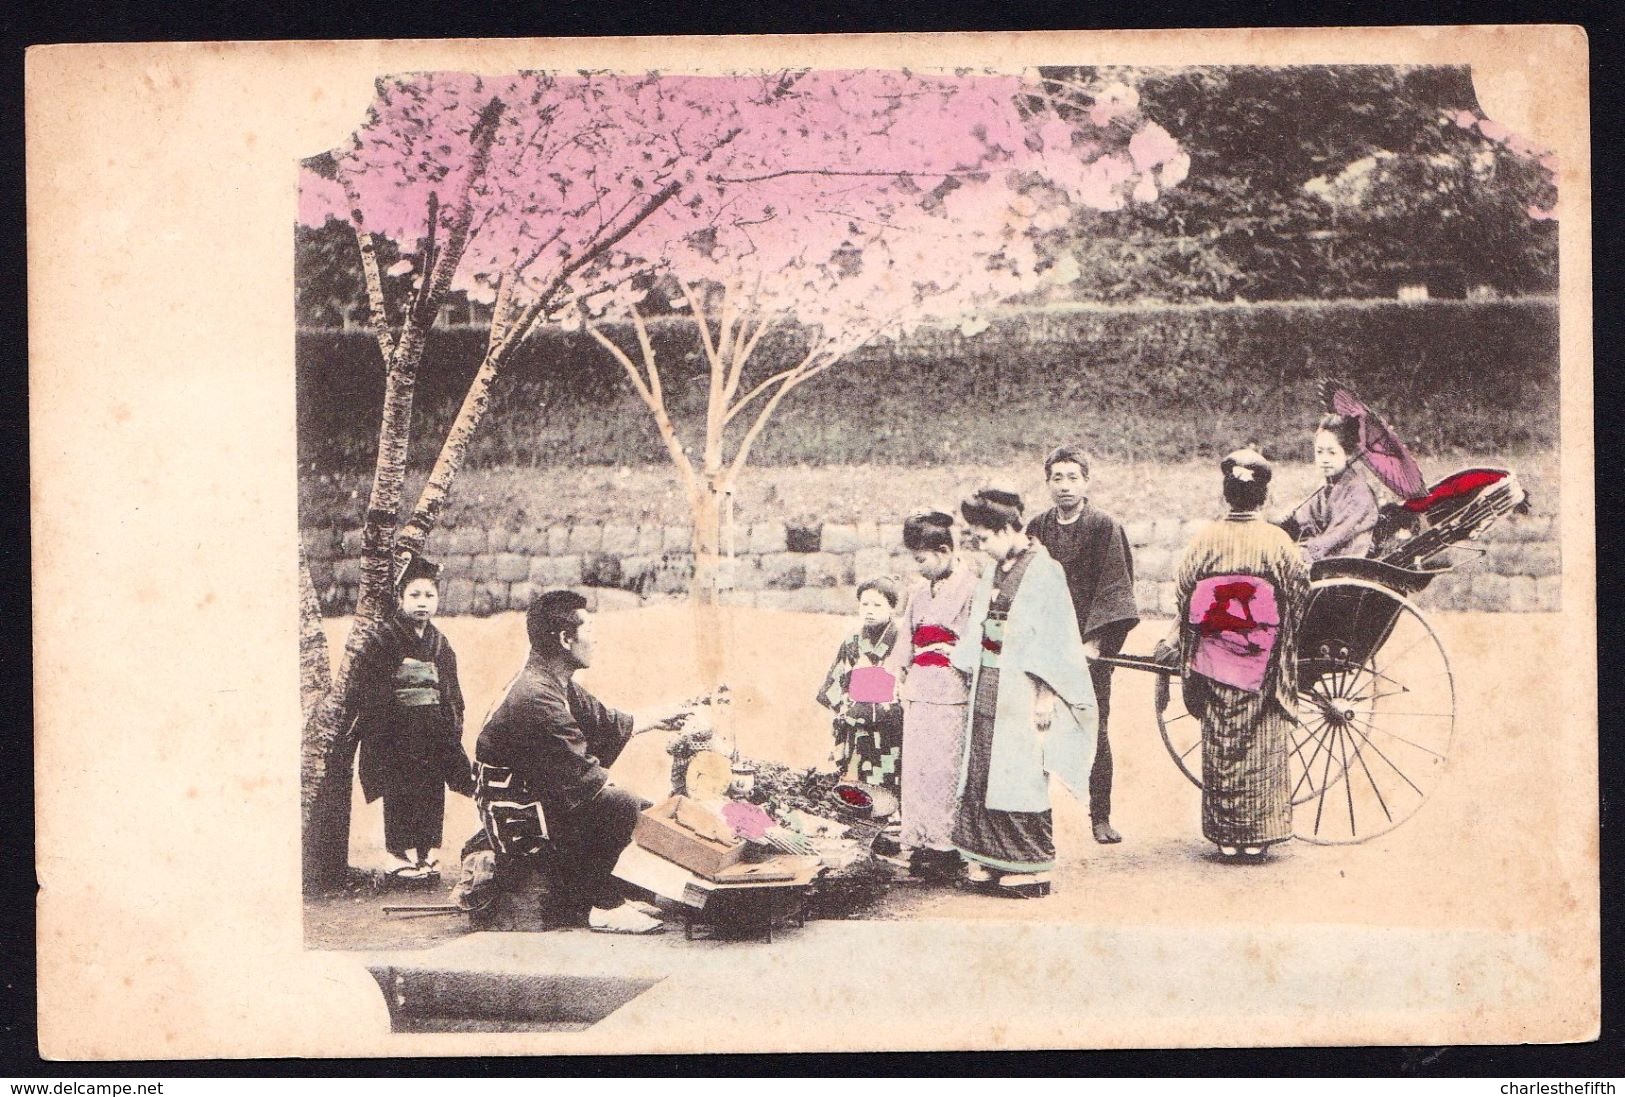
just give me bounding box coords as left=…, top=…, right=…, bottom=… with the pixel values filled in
left=1401, top=469, right=1507, bottom=513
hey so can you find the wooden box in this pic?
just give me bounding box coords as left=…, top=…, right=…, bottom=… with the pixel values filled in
left=633, top=795, right=747, bottom=878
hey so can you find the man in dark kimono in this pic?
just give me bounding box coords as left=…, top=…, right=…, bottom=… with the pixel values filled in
left=473, top=589, right=687, bottom=933
left=1026, top=446, right=1139, bottom=844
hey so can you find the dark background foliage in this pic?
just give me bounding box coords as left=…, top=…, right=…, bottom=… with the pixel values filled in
left=297, top=297, right=1559, bottom=476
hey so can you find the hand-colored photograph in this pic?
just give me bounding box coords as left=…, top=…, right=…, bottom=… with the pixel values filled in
left=29, top=27, right=1595, bottom=1059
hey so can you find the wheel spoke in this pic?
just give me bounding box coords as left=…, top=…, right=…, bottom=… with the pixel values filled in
left=1343, top=711, right=1447, bottom=759
left=1368, top=660, right=1450, bottom=683
left=1180, top=737, right=1200, bottom=761
left=1341, top=658, right=1369, bottom=700
left=1351, top=710, right=1453, bottom=720
left=1362, top=686, right=1414, bottom=703
left=1333, top=658, right=1352, bottom=701
left=1366, top=629, right=1434, bottom=671
left=1312, top=722, right=1339, bottom=834
left=1338, top=723, right=1357, bottom=836
left=1342, top=719, right=1427, bottom=798
left=1345, top=727, right=1394, bottom=823
left=1292, top=718, right=1335, bottom=800
left=1287, top=723, right=1328, bottom=792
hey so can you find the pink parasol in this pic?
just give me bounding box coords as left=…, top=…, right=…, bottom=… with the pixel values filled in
left=1318, top=379, right=1427, bottom=500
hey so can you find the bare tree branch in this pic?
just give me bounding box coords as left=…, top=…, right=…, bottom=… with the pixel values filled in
left=708, top=167, right=970, bottom=185
left=629, top=305, right=667, bottom=411
left=677, top=279, right=723, bottom=374
left=727, top=347, right=841, bottom=478
left=407, top=190, right=442, bottom=328
left=337, top=172, right=397, bottom=365
left=501, top=176, right=687, bottom=352
left=723, top=338, right=816, bottom=428
left=486, top=269, right=518, bottom=350
left=587, top=316, right=697, bottom=489
left=680, top=279, right=731, bottom=477
left=724, top=310, right=774, bottom=406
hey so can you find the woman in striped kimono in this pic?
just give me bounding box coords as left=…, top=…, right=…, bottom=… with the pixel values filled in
left=949, top=488, right=1098, bottom=898
left=1174, top=449, right=1310, bottom=859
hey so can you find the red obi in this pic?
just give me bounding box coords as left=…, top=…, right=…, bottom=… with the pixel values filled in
left=912, top=624, right=958, bottom=667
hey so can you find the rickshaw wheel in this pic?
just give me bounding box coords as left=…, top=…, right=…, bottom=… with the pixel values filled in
left=1155, top=669, right=1346, bottom=807
left=1291, top=578, right=1456, bottom=845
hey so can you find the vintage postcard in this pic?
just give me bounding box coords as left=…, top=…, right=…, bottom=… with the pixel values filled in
left=28, top=26, right=1594, bottom=1058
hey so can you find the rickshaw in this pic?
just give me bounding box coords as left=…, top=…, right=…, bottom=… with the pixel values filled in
left=1100, top=381, right=1529, bottom=844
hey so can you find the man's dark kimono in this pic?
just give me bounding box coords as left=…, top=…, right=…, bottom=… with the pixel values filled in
left=1027, top=504, right=1140, bottom=828
left=472, top=652, right=643, bottom=925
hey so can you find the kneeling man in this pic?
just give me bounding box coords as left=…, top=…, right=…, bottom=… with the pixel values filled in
left=474, top=589, right=686, bottom=933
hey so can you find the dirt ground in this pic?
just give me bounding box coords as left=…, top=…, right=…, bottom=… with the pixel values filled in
left=306, top=604, right=1583, bottom=952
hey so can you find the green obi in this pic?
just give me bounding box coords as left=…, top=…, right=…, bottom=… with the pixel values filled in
left=393, top=657, right=441, bottom=707
left=980, top=618, right=1006, bottom=669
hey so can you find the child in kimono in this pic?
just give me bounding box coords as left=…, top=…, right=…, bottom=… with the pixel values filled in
left=885, top=511, right=980, bottom=879
left=816, top=576, right=904, bottom=800
left=353, top=555, right=475, bottom=879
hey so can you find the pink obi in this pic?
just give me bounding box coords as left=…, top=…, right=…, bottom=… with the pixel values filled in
left=1187, top=573, right=1280, bottom=693
left=848, top=665, right=898, bottom=704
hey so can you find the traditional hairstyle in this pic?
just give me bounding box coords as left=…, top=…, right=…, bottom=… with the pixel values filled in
left=1043, top=444, right=1091, bottom=479
left=393, top=554, right=441, bottom=603
left=1316, top=412, right=1361, bottom=455
left=960, top=486, right=1024, bottom=533
left=856, top=575, right=901, bottom=609
left=1220, top=448, right=1273, bottom=512
left=527, top=588, right=589, bottom=655
left=902, top=510, right=956, bottom=552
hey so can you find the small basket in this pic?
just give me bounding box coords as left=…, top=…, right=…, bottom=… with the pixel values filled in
left=829, top=782, right=898, bottom=820
left=829, top=782, right=875, bottom=818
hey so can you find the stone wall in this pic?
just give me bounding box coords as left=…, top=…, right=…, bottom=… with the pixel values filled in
left=302, top=513, right=1560, bottom=617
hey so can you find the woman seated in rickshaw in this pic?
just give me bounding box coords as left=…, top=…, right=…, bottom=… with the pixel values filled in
left=1279, top=413, right=1379, bottom=562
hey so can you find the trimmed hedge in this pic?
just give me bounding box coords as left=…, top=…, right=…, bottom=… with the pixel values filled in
left=297, top=297, right=1559, bottom=473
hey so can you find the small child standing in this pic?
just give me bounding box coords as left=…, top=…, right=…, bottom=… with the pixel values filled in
left=354, top=555, right=476, bottom=879
left=815, top=577, right=904, bottom=799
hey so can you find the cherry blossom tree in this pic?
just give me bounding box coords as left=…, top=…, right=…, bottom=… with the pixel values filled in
left=581, top=71, right=1187, bottom=602
left=297, top=70, right=799, bottom=889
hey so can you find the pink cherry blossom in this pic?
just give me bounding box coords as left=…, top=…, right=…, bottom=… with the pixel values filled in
left=300, top=67, right=1185, bottom=369
left=1128, top=122, right=1179, bottom=172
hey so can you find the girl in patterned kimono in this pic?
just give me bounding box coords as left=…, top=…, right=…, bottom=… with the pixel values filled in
left=353, top=556, right=476, bottom=879
left=1281, top=413, right=1380, bottom=562
left=816, top=576, right=905, bottom=799
left=950, top=488, right=1099, bottom=899
left=1175, top=450, right=1310, bottom=859
left=885, top=511, right=981, bottom=880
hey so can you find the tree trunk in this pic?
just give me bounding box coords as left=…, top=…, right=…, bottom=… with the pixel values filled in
left=298, top=543, right=330, bottom=724
left=689, top=476, right=729, bottom=609
left=688, top=475, right=732, bottom=701
left=300, top=105, right=506, bottom=893
left=301, top=317, right=423, bottom=893
left=397, top=285, right=517, bottom=556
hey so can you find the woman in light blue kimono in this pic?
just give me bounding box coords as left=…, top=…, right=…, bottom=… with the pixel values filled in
left=950, top=488, right=1099, bottom=898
